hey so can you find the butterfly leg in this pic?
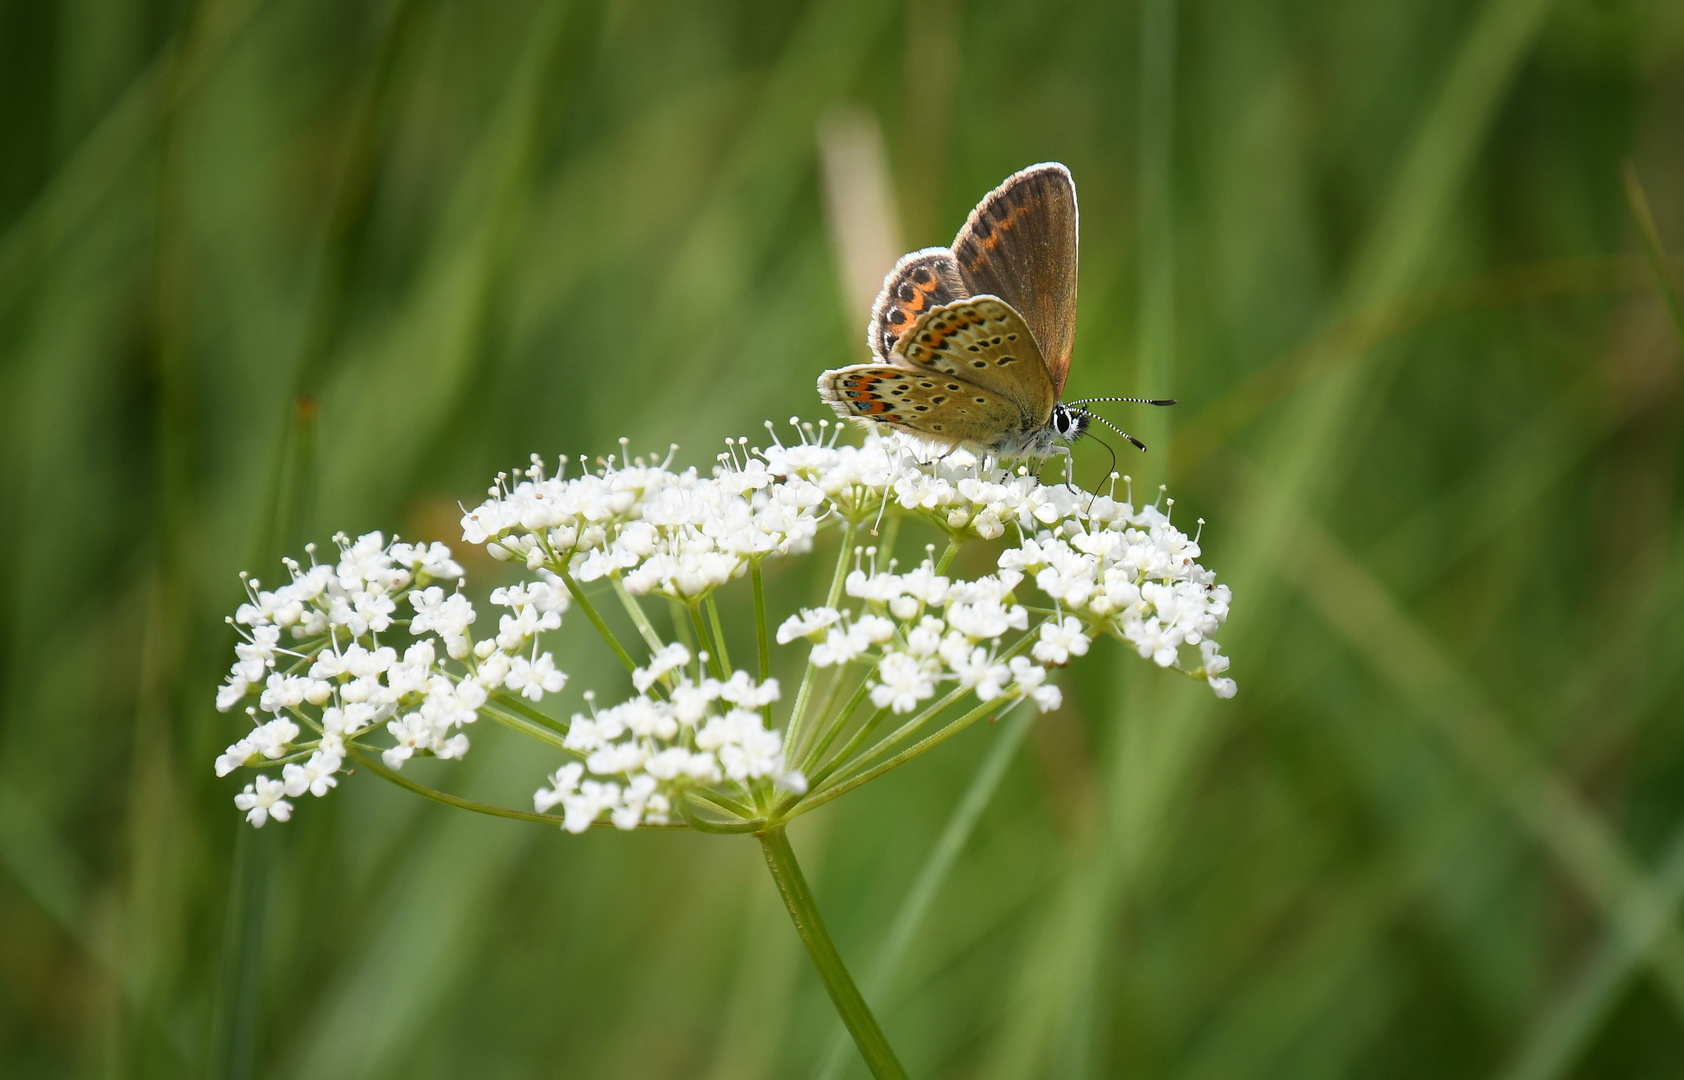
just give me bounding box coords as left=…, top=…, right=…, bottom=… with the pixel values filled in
left=1043, top=445, right=1082, bottom=495
left=908, top=439, right=954, bottom=468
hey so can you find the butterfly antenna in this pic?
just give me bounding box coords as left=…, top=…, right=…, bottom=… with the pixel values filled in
left=1065, top=396, right=1177, bottom=407
left=1080, top=410, right=1149, bottom=452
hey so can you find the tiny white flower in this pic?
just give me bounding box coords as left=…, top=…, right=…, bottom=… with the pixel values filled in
left=811, top=625, right=865, bottom=667
left=633, top=642, right=691, bottom=692
left=282, top=749, right=342, bottom=798
left=1008, top=656, right=1062, bottom=713
left=776, top=607, right=842, bottom=644
left=234, top=776, right=292, bottom=827
left=871, top=653, right=939, bottom=714
left=1032, top=617, right=1091, bottom=666
left=505, top=653, right=568, bottom=701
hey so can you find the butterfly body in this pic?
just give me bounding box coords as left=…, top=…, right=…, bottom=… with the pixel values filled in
left=820, top=163, right=1155, bottom=459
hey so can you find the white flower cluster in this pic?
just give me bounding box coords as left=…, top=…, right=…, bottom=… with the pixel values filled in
left=759, top=428, right=1092, bottom=541
left=215, top=422, right=1236, bottom=833
left=457, top=427, right=1231, bottom=695
left=778, top=558, right=1062, bottom=716
left=460, top=446, right=825, bottom=601
left=999, top=498, right=1235, bottom=696
left=214, top=532, right=571, bottom=826
left=532, top=643, right=806, bottom=833
left=759, top=426, right=1235, bottom=697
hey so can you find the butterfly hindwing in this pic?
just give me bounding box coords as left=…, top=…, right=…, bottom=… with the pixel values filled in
left=817, top=365, right=1023, bottom=449
left=951, top=163, right=1078, bottom=395
left=892, top=297, right=1055, bottom=426
left=867, top=248, right=969, bottom=361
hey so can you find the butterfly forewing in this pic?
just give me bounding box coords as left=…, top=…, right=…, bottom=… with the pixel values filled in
left=867, top=247, right=970, bottom=361
left=950, top=163, right=1078, bottom=395
left=892, top=297, right=1055, bottom=425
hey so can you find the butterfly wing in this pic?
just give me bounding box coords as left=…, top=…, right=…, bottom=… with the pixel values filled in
left=817, top=365, right=1023, bottom=450
left=867, top=247, right=970, bottom=361
left=893, top=296, right=1055, bottom=424
left=820, top=296, right=1057, bottom=450
left=950, top=163, right=1078, bottom=395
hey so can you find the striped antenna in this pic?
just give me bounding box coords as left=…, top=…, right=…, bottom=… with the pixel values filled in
left=1065, top=396, right=1177, bottom=407
left=1077, top=410, right=1150, bottom=451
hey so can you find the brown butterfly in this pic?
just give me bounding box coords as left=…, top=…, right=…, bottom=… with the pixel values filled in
left=818, top=163, right=1171, bottom=459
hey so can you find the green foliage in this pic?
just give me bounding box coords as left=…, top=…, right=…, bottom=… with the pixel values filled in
left=2, top=0, right=1682, bottom=1077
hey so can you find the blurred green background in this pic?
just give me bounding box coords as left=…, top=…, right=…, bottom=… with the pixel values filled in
left=4, top=0, right=1684, bottom=1077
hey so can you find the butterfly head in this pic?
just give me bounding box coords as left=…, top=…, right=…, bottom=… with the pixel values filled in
left=1051, top=401, right=1091, bottom=443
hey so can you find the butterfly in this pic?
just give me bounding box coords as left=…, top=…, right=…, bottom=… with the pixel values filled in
left=818, top=162, right=1171, bottom=460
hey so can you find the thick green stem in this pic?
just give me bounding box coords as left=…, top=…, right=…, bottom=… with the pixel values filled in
left=689, top=604, right=725, bottom=679
left=751, top=562, right=771, bottom=680
left=802, top=704, right=892, bottom=793
left=706, top=595, right=733, bottom=673
left=757, top=826, right=908, bottom=1080
left=934, top=535, right=963, bottom=575
left=788, top=627, right=1043, bottom=814
left=668, top=599, right=696, bottom=651
left=823, top=684, right=971, bottom=783
left=791, top=697, right=1025, bottom=818
left=828, top=521, right=860, bottom=608
left=787, top=523, right=858, bottom=753
left=611, top=578, right=665, bottom=654
left=481, top=703, right=572, bottom=753
left=558, top=570, right=638, bottom=674
left=680, top=798, right=762, bottom=833
left=800, top=675, right=874, bottom=773
left=687, top=786, right=756, bottom=820
left=813, top=705, right=1036, bottom=1080
left=490, top=689, right=572, bottom=736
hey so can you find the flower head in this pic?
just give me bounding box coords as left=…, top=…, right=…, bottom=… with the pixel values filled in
left=213, top=533, right=565, bottom=826
left=216, top=426, right=1234, bottom=833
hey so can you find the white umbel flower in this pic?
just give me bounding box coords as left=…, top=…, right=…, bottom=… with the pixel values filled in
left=217, top=424, right=1235, bottom=835
left=214, top=532, right=561, bottom=826
left=536, top=671, right=803, bottom=832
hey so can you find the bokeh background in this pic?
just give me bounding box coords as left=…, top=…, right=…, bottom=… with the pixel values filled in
left=4, top=0, right=1684, bottom=1077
